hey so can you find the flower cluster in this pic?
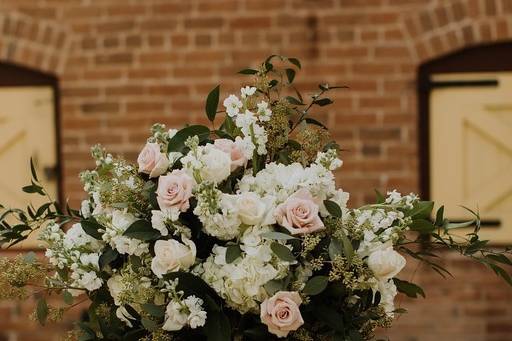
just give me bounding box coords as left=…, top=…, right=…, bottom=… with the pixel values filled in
left=2, top=56, right=510, bottom=341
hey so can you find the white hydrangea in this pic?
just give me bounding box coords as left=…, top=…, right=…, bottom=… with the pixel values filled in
left=194, top=190, right=241, bottom=240
left=197, top=226, right=288, bottom=313
left=102, top=210, right=149, bottom=256
left=238, top=162, right=348, bottom=210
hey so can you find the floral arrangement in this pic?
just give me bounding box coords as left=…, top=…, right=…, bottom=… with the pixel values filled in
left=0, top=56, right=511, bottom=341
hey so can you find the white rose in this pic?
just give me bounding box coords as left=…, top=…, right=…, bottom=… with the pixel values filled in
left=111, top=210, right=136, bottom=231
left=163, top=300, right=188, bottom=331
left=237, top=192, right=266, bottom=226
left=367, top=247, right=406, bottom=280
left=199, top=145, right=231, bottom=184
left=116, top=306, right=135, bottom=328
left=107, top=274, right=125, bottom=305
left=151, top=238, right=196, bottom=278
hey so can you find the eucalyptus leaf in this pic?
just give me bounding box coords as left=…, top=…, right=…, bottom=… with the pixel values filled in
left=270, top=242, right=295, bottom=262
left=324, top=200, right=342, bottom=218
left=142, top=303, right=165, bottom=318
left=261, top=232, right=298, bottom=241
left=328, top=238, right=343, bottom=261
left=303, top=276, right=329, bottom=295
left=226, top=244, right=242, bottom=264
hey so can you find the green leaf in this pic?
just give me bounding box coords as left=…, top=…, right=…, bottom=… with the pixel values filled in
left=63, top=291, right=73, bottom=305
left=311, top=304, right=344, bottom=332
left=81, top=220, right=104, bottom=240
left=285, top=96, right=304, bottom=106
left=305, top=117, right=327, bottom=129
left=30, top=158, right=38, bottom=182
left=409, top=219, right=435, bottom=234
left=409, top=201, right=434, bottom=220
left=270, top=242, right=295, bottom=262
left=285, top=68, right=296, bottom=84
left=303, top=276, right=329, bottom=295
left=261, top=232, right=298, bottom=241
left=204, top=310, right=231, bottom=341
left=324, top=200, right=342, bottom=218
left=205, top=85, right=220, bottom=122
left=167, top=125, right=210, bottom=153
left=124, top=220, right=160, bottom=241
left=238, top=68, right=259, bottom=75
left=99, top=247, right=119, bottom=269
left=288, top=57, right=301, bottom=69
left=264, top=279, right=284, bottom=296
left=313, top=98, right=333, bottom=106
left=446, top=220, right=475, bottom=229
left=486, top=254, right=512, bottom=266
left=393, top=278, right=425, bottom=298
left=36, top=298, right=49, bottom=326
left=435, top=205, right=444, bottom=226
left=22, top=183, right=44, bottom=195
left=393, top=307, right=407, bottom=314
left=375, top=189, right=385, bottom=204
left=268, top=79, right=278, bottom=88
left=489, top=263, right=512, bottom=286
left=141, top=317, right=158, bottom=331
left=339, top=232, right=354, bottom=263
left=142, top=303, right=165, bottom=318
left=226, top=244, right=242, bottom=264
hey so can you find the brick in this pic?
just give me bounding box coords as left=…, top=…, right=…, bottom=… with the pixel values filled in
left=0, top=1, right=511, bottom=340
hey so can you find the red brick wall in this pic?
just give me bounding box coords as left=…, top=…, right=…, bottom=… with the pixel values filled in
left=0, top=0, right=511, bottom=340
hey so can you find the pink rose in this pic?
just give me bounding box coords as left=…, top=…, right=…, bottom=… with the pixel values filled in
left=274, top=188, right=325, bottom=235
left=260, top=291, right=304, bottom=338
left=137, top=142, right=169, bottom=178
left=156, top=170, right=194, bottom=212
left=213, top=138, right=247, bottom=171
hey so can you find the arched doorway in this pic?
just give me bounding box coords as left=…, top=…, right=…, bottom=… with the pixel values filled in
left=418, top=42, right=512, bottom=244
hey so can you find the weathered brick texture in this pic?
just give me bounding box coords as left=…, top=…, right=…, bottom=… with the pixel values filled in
left=0, top=0, right=511, bottom=340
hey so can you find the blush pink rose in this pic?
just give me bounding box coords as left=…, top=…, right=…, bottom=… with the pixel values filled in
left=137, top=142, right=169, bottom=178
left=274, top=188, right=325, bottom=235
left=260, top=291, right=304, bottom=338
left=213, top=138, right=248, bottom=171
left=156, top=170, right=194, bottom=212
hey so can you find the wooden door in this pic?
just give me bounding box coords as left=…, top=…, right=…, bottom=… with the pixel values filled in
left=430, top=72, right=512, bottom=243
left=0, top=86, right=58, bottom=247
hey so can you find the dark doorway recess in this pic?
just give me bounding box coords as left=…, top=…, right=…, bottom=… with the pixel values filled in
left=0, top=61, right=62, bottom=204
left=417, top=41, right=512, bottom=201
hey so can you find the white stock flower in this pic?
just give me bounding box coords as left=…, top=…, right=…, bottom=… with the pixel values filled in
left=183, top=295, right=207, bottom=329
left=223, top=94, right=243, bottom=117
left=378, top=279, right=398, bottom=316
left=241, top=86, right=257, bottom=98
left=163, top=300, right=188, bottom=331
left=78, top=271, right=103, bottom=291
left=367, top=246, right=406, bottom=280
left=80, top=200, right=91, bottom=218
left=256, top=101, right=272, bottom=122
left=151, top=209, right=180, bottom=236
